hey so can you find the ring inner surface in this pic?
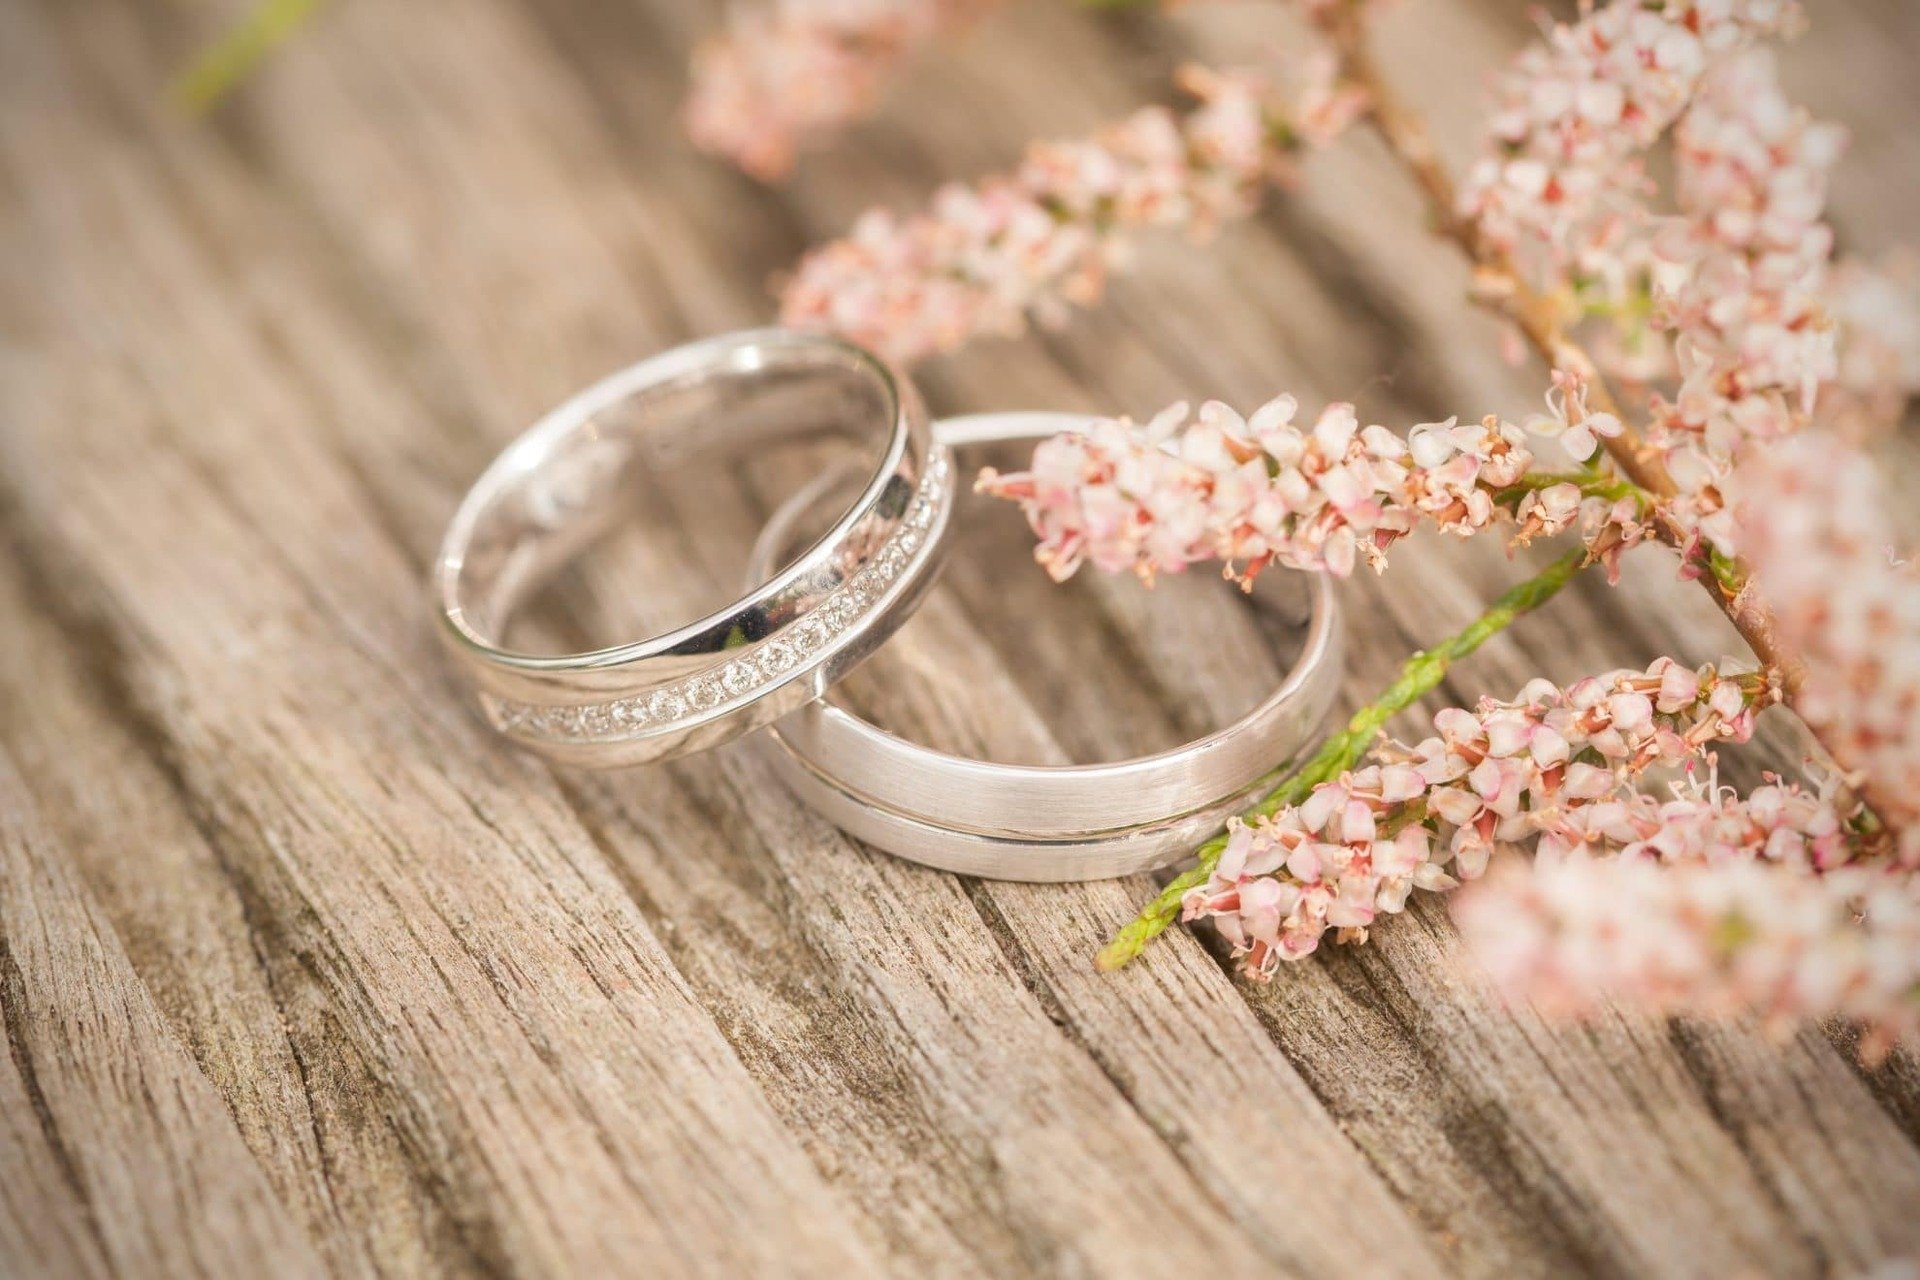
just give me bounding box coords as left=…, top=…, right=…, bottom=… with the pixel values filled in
left=455, top=346, right=895, bottom=660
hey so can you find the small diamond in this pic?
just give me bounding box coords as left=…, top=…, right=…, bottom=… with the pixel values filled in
left=721, top=662, right=756, bottom=696
left=760, top=639, right=796, bottom=673
left=816, top=597, right=851, bottom=629
left=648, top=689, right=689, bottom=722
left=792, top=619, right=829, bottom=652
left=686, top=678, right=722, bottom=711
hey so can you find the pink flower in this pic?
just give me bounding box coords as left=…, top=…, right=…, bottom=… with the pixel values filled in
left=1182, top=661, right=1779, bottom=976
left=1461, top=5, right=1851, bottom=558
left=1736, top=435, right=1920, bottom=864
left=978, top=384, right=1634, bottom=586
left=1461, top=0, right=1800, bottom=299
left=1644, top=50, right=1844, bottom=549
left=1456, top=855, right=1918, bottom=1061
left=1616, top=767, right=1851, bottom=871
left=1824, top=250, right=1920, bottom=438
left=1291, top=50, right=1371, bottom=149
left=780, top=62, right=1361, bottom=362
left=1523, top=369, right=1621, bottom=463
left=686, top=0, right=999, bottom=180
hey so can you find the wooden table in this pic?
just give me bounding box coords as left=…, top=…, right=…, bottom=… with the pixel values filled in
left=4, top=1, right=1918, bottom=1275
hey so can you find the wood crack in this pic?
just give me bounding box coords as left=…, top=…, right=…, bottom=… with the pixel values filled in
left=1664, top=1021, right=1832, bottom=1275
left=0, top=930, right=112, bottom=1265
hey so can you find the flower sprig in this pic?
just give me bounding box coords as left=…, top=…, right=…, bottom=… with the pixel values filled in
left=1736, top=435, right=1920, bottom=863
left=1097, top=548, right=1590, bottom=970
left=976, top=380, right=1637, bottom=586
left=1459, top=0, right=1802, bottom=308
left=687, top=0, right=1003, bottom=181
left=1826, top=251, right=1920, bottom=436
left=1182, top=660, right=1786, bottom=976
left=1643, top=48, right=1845, bottom=551
left=1458, top=853, right=1920, bottom=1063
left=780, top=59, right=1367, bottom=362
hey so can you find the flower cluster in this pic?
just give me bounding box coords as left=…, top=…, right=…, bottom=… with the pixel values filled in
left=1736, top=435, right=1920, bottom=863
left=1645, top=50, right=1844, bottom=548
left=1182, top=661, right=1778, bottom=976
left=779, top=61, right=1366, bottom=362
left=1457, top=856, right=1918, bottom=1061
left=686, top=0, right=999, bottom=181
left=1825, top=251, right=1920, bottom=438
left=976, top=382, right=1627, bottom=585
left=1460, top=0, right=1798, bottom=300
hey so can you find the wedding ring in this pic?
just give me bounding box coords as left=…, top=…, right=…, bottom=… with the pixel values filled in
left=436, top=329, right=954, bottom=766
left=751, top=413, right=1345, bottom=881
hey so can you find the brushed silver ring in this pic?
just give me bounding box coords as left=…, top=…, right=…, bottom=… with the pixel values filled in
left=751, top=412, right=1345, bottom=880
left=435, top=329, right=955, bottom=766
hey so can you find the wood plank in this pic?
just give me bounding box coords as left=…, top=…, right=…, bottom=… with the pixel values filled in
left=0, top=1023, right=113, bottom=1280
left=0, top=547, right=459, bottom=1277
left=0, top=758, right=325, bottom=1277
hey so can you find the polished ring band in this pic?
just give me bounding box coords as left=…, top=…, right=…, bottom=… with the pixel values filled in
left=752, top=412, right=1345, bottom=881
left=435, top=329, right=955, bottom=766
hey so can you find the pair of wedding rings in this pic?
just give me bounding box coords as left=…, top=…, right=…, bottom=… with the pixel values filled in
left=435, top=330, right=1343, bottom=881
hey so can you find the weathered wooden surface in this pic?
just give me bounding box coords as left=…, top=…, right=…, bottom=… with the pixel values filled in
left=3, top=0, right=1918, bottom=1275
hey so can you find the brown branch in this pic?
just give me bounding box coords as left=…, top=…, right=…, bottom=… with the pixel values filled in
left=1314, top=4, right=1866, bottom=807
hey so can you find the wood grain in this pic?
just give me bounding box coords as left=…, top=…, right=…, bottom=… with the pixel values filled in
left=1, top=0, right=1916, bottom=1275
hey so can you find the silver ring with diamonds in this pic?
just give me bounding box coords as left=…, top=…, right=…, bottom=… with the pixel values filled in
left=435, top=329, right=954, bottom=766
left=750, top=412, right=1344, bottom=881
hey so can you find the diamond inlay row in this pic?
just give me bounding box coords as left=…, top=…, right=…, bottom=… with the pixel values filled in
left=486, top=457, right=947, bottom=743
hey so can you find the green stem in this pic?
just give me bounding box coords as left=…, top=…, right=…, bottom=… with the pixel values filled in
left=1493, top=470, right=1641, bottom=507
left=1705, top=546, right=1746, bottom=596
left=1095, top=545, right=1589, bottom=971
left=169, top=0, right=327, bottom=116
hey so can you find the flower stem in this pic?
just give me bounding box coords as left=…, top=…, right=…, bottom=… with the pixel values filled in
left=1492, top=468, right=1641, bottom=507
left=1096, top=545, right=1589, bottom=971
left=169, top=0, right=327, bottom=116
